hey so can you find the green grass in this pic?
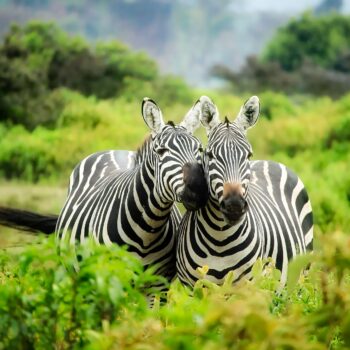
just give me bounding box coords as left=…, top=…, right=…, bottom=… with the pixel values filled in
left=0, top=181, right=66, bottom=248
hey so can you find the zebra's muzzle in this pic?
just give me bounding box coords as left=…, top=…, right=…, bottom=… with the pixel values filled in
left=180, top=162, right=209, bottom=211
left=220, top=195, right=247, bottom=225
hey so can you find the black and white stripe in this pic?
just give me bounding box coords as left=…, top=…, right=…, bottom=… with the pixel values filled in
left=177, top=96, right=313, bottom=287
left=56, top=98, right=208, bottom=282
left=0, top=151, right=139, bottom=235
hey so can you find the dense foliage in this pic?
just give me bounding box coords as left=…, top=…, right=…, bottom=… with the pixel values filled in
left=1, top=233, right=350, bottom=349
left=0, top=21, right=191, bottom=129
left=212, top=13, right=350, bottom=97
left=0, top=238, right=160, bottom=349
left=263, top=13, right=350, bottom=72
left=1, top=18, right=350, bottom=350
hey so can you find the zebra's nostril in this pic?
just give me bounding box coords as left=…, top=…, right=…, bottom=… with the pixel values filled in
left=221, top=195, right=246, bottom=214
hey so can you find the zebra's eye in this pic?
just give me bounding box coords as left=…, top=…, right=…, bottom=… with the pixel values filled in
left=156, top=147, right=168, bottom=156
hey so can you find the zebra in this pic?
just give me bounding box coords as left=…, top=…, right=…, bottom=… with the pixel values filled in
left=55, top=97, right=208, bottom=283
left=0, top=98, right=208, bottom=285
left=176, top=95, right=313, bottom=288
left=0, top=152, right=138, bottom=235
left=0, top=151, right=136, bottom=235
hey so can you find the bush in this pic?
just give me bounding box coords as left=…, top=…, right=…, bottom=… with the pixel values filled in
left=0, top=237, right=160, bottom=349
left=0, top=125, right=59, bottom=182
left=325, top=113, right=350, bottom=148
left=0, top=90, right=198, bottom=182
left=121, top=74, right=195, bottom=106
left=1, top=233, right=350, bottom=349
left=259, top=91, right=297, bottom=120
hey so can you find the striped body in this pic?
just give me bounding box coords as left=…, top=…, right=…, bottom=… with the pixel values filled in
left=176, top=95, right=313, bottom=288
left=177, top=160, right=313, bottom=286
left=56, top=116, right=206, bottom=282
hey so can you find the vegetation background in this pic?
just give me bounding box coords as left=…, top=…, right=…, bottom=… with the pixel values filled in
left=0, top=0, right=350, bottom=349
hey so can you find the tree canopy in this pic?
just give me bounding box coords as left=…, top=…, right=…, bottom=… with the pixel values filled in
left=0, top=21, right=159, bottom=129
left=212, top=13, right=350, bottom=97
left=262, top=13, right=350, bottom=72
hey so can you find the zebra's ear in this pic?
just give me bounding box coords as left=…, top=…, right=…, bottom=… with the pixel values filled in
left=198, top=96, right=220, bottom=135
left=235, top=95, right=260, bottom=132
left=142, top=97, right=165, bottom=135
left=179, top=99, right=201, bottom=134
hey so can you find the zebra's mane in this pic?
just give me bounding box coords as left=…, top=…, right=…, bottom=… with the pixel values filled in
left=224, top=116, right=230, bottom=127
left=134, top=135, right=152, bottom=165
left=167, top=121, right=176, bottom=127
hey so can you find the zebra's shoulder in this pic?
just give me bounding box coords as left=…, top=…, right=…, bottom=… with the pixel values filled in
left=68, top=150, right=136, bottom=194
left=249, top=159, right=309, bottom=205
left=250, top=160, right=301, bottom=183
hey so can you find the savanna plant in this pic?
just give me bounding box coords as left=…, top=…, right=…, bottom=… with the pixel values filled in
left=1, top=232, right=350, bottom=349
left=0, top=237, right=161, bottom=349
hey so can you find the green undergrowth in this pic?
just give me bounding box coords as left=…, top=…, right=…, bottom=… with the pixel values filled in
left=1, top=233, right=350, bottom=349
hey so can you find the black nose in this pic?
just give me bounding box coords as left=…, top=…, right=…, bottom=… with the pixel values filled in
left=181, top=162, right=209, bottom=211
left=220, top=195, right=247, bottom=224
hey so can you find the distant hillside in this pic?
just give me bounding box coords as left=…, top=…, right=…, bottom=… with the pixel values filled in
left=0, top=0, right=347, bottom=85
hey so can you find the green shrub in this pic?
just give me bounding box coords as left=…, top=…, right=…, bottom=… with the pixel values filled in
left=259, top=91, right=297, bottom=120
left=0, top=126, right=58, bottom=182
left=0, top=87, right=209, bottom=182
left=325, top=113, right=350, bottom=148
left=2, top=233, right=350, bottom=349
left=0, top=237, right=160, bottom=349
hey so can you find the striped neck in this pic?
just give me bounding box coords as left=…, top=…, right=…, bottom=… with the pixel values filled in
left=125, top=156, right=174, bottom=234
left=199, top=196, right=247, bottom=236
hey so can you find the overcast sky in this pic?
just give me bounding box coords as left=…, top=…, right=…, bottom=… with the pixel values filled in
left=233, top=0, right=350, bottom=13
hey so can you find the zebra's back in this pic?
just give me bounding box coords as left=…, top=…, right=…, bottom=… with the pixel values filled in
left=66, top=150, right=136, bottom=196
left=249, top=160, right=313, bottom=279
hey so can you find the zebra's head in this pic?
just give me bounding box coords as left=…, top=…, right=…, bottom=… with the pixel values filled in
left=142, top=98, right=208, bottom=211
left=199, top=95, right=260, bottom=225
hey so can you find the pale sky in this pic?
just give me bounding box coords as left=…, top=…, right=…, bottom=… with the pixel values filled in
left=233, top=0, right=349, bottom=13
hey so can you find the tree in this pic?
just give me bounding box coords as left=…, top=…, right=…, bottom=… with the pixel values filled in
left=0, top=21, right=160, bottom=128
left=262, top=13, right=350, bottom=72
left=211, top=13, right=350, bottom=98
